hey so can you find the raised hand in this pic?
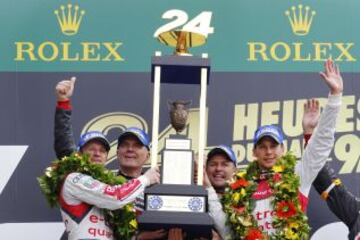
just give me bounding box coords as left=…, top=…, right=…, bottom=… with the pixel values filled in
left=302, top=99, right=320, bottom=134
left=319, top=59, right=343, bottom=95
left=55, top=77, right=76, bottom=101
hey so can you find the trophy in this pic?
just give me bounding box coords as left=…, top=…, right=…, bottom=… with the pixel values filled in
left=157, top=30, right=207, bottom=56
left=137, top=25, right=213, bottom=238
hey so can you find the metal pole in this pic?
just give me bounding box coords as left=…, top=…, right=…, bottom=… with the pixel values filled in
left=151, top=51, right=162, bottom=167
left=197, top=53, right=208, bottom=185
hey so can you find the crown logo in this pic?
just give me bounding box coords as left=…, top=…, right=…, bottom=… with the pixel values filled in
left=54, top=4, right=85, bottom=36
left=285, top=5, right=316, bottom=36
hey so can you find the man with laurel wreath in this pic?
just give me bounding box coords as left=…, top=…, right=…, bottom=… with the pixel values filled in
left=52, top=78, right=160, bottom=240
left=222, top=59, right=343, bottom=240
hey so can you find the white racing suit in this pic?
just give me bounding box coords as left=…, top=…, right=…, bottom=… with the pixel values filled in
left=54, top=101, right=149, bottom=240
left=209, top=94, right=341, bottom=239
left=60, top=172, right=150, bottom=240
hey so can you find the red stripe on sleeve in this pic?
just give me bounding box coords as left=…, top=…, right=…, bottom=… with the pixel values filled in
left=103, top=179, right=142, bottom=200
left=56, top=100, right=72, bottom=110
left=59, top=191, right=90, bottom=218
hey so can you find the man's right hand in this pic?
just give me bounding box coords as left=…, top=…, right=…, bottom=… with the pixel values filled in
left=144, top=166, right=160, bottom=185
left=55, top=77, right=76, bottom=101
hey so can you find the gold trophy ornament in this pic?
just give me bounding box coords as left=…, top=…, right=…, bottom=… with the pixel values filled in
left=158, top=30, right=206, bottom=56
left=153, top=9, right=214, bottom=55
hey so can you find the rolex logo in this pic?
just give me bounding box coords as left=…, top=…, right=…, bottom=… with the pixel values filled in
left=15, top=3, right=125, bottom=62
left=285, top=5, right=316, bottom=36
left=246, top=4, right=355, bottom=63
left=54, top=4, right=85, bottom=36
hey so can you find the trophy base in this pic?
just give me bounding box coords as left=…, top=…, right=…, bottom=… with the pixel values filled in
left=138, top=184, right=214, bottom=238
left=138, top=211, right=213, bottom=239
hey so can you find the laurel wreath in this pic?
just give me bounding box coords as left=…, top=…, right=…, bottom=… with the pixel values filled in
left=222, top=152, right=310, bottom=240
left=37, top=153, right=137, bottom=239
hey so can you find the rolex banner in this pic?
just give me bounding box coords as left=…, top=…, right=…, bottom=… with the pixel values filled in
left=0, top=1, right=359, bottom=239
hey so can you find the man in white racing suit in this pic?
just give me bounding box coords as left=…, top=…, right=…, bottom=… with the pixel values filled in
left=60, top=157, right=158, bottom=240
left=54, top=78, right=160, bottom=240
left=221, top=59, right=343, bottom=238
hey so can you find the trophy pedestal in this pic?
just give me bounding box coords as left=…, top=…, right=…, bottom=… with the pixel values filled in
left=138, top=184, right=213, bottom=239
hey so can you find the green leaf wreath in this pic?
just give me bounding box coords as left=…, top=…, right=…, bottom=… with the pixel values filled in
left=222, top=152, right=310, bottom=240
left=37, top=153, right=137, bottom=239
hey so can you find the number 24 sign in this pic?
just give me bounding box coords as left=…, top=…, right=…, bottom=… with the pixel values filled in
left=154, top=9, right=214, bottom=38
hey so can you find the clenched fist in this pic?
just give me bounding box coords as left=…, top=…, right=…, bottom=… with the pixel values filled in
left=55, top=77, right=76, bottom=101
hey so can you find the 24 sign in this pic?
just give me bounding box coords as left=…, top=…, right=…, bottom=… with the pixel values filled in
left=154, top=10, right=214, bottom=38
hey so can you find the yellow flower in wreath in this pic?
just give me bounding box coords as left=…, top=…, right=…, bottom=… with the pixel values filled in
left=236, top=171, right=246, bottom=178
left=129, top=219, right=138, bottom=229
left=232, top=192, right=241, bottom=203
left=289, top=222, right=299, bottom=230
left=45, top=167, right=53, bottom=177
left=240, top=188, right=247, bottom=198
left=125, top=204, right=134, bottom=212
left=285, top=227, right=299, bottom=240
left=280, top=183, right=292, bottom=192
left=272, top=165, right=284, bottom=173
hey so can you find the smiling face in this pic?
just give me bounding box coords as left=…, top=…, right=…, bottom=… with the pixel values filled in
left=206, top=153, right=236, bottom=191
left=117, top=135, right=149, bottom=171
left=253, top=136, right=285, bottom=169
left=80, top=139, right=108, bottom=165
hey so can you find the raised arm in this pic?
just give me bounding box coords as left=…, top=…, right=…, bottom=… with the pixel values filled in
left=302, top=91, right=360, bottom=239
left=296, top=59, right=343, bottom=196
left=54, top=77, right=77, bottom=159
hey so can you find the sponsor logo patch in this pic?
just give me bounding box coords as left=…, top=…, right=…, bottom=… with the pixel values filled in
left=252, top=180, right=272, bottom=200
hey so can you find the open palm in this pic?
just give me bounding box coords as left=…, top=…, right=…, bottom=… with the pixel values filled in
left=320, top=59, right=343, bottom=95
left=302, top=99, right=320, bottom=134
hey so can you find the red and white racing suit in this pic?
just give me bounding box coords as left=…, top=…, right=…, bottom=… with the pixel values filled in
left=209, top=94, right=341, bottom=239
left=60, top=172, right=150, bottom=240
